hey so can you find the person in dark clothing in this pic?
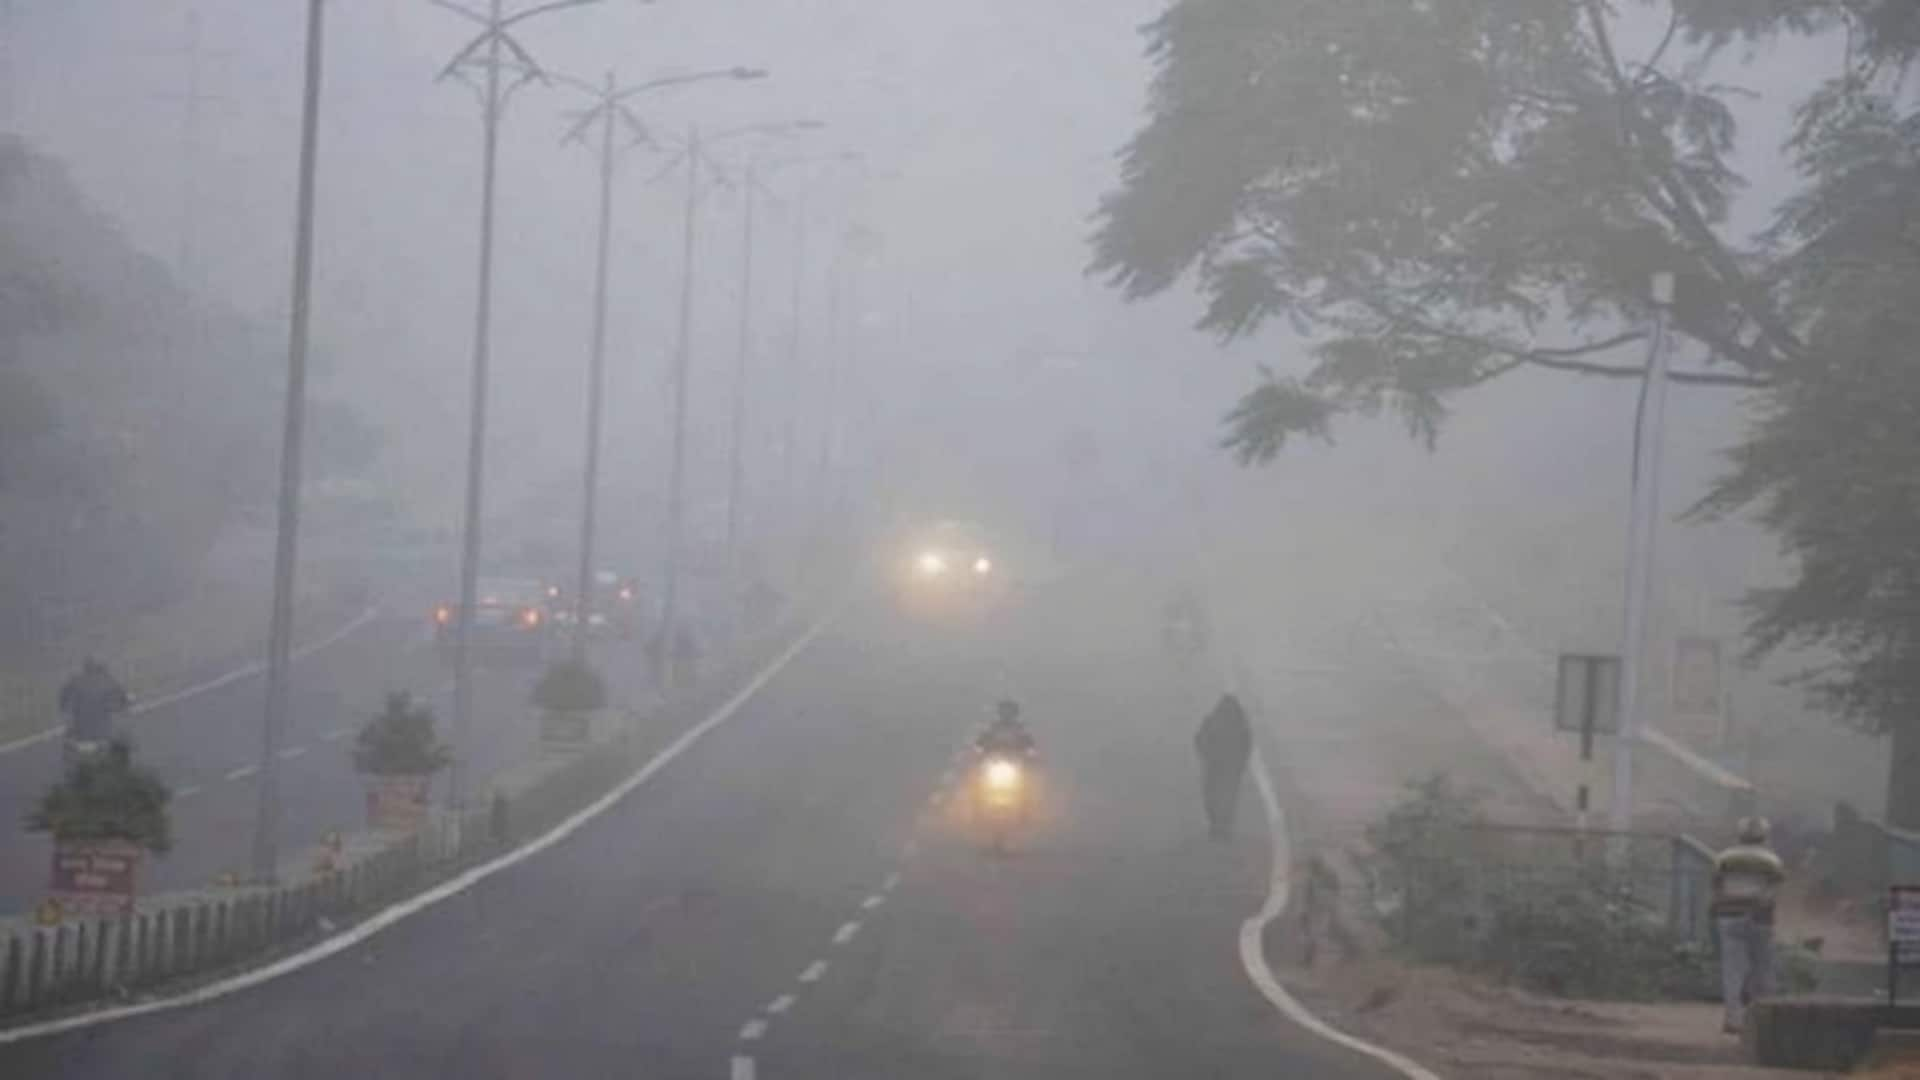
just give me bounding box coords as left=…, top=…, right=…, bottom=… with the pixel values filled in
left=59, top=657, right=131, bottom=743
left=1194, top=692, right=1252, bottom=840
left=976, top=699, right=1037, bottom=757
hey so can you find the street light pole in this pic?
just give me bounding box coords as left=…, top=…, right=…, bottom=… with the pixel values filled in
left=252, top=0, right=326, bottom=882
left=1611, top=270, right=1675, bottom=832
left=568, top=70, right=617, bottom=664
left=549, top=66, right=766, bottom=661
left=431, top=0, right=599, bottom=814
left=660, top=122, right=700, bottom=686
left=725, top=160, right=756, bottom=582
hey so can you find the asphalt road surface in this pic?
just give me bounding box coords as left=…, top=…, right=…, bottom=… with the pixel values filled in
left=1, top=581, right=1403, bottom=1079
left=0, top=613, right=617, bottom=913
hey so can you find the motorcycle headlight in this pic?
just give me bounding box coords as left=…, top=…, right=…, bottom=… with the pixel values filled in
left=915, top=551, right=948, bottom=577
left=984, top=758, right=1021, bottom=791
left=972, top=556, right=992, bottom=575
left=520, top=607, right=542, bottom=628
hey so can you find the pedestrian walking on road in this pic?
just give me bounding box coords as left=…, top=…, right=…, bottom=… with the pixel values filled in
left=1194, top=692, right=1252, bottom=840
left=1713, top=816, right=1786, bottom=1034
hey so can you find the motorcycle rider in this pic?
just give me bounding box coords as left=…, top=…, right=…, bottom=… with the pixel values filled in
left=59, top=657, right=131, bottom=749
left=976, top=699, right=1036, bottom=757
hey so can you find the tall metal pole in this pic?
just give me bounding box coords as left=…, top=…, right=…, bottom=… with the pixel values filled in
left=449, top=0, right=505, bottom=814
left=1610, top=271, right=1675, bottom=832
left=570, top=70, right=617, bottom=663
left=252, top=0, right=326, bottom=882
left=784, top=196, right=805, bottom=538
left=660, top=123, right=699, bottom=685
left=725, top=161, right=756, bottom=581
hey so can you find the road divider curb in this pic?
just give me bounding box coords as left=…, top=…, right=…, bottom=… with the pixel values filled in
left=0, top=605, right=839, bottom=1045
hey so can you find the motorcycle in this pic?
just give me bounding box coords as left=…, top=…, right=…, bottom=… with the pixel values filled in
left=970, top=750, right=1033, bottom=854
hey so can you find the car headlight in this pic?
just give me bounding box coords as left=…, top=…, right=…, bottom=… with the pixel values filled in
left=984, top=758, right=1021, bottom=791
left=915, top=551, right=947, bottom=576
left=972, top=556, right=992, bottom=575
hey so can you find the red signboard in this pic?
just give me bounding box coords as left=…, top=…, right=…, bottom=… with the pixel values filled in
left=49, top=841, right=141, bottom=916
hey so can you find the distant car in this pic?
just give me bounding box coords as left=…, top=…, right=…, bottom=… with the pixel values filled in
left=894, top=519, right=1002, bottom=614
left=432, top=576, right=551, bottom=666
left=550, top=570, right=648, bottom=640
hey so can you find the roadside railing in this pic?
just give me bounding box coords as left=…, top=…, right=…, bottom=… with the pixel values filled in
left=0, top=601, right=816, bottom=1025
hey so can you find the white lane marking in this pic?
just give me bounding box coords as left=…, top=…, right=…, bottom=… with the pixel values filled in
left=860, top=893, right=884, bottom=911
left=798, top=960, right=827, bottom=983
left=0, top=608, right=842, bottom=1047
left=0, top=607, right=380, bottom=757
left=832, top=921, right=860, bottom=946
left=738, top=1019, right=767, bottom=1042
left=1242, top=747, right=1443, bottom=1080
left=881, top=871, right=901, bottom=892
left=277, top=746, right=308, bottom=761
left=731, top=1056, right=756, bottom=1080
left=322, top=726, right=352, bottom=742
left=225, top=764, right=258, bottom=781
left=766, top=993, right=795, bottom=1015
left=175, top=785, right=203, bottom=799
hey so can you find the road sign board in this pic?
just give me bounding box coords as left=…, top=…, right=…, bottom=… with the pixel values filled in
left=1555, top=654, right=1621, bottom=736
left=1890, top=885, right=1920, bottom=953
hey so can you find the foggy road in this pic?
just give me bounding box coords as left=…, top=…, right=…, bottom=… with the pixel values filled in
left=1, top=586, right=1401, bottom=1079
left=0, top=613, right=563, bottom=914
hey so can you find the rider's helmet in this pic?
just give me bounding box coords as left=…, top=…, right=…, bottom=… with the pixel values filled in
left=995, top=699, right=1020, bottom=724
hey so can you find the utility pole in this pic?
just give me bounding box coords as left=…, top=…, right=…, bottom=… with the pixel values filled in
left=725, top=160, right=757, bottom=582
left=431, top=0, right=600, bottom=815
left=252, top=0, right=326, bottom=882
left=570, top=71, right=618, bottom=664
left=660, top=122, right=701, bottom=687
left=1611, top=271, right=1676, bottom=832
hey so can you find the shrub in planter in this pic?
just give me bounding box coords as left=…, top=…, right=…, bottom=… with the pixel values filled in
left=29, top=740, right=171, bottom=912
left=355, top=692, right=450, bottom=830
left=29, top=739, right=173, bottom=854
left=531, top=661, right=607, bottom=748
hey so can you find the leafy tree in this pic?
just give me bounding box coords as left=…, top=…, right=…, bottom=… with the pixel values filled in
left=1693, top=83, right=1920, bottom=825
left=1091, top=0, right=1915, bottom=460
left=28, top=740, right=173, bottom=854
left=354, top=692, right=452, bottom=777
left=1093, top=0, right=1920, bottom=824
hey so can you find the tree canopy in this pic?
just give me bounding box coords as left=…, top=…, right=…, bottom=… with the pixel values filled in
left=1091, top=0, right=1916, bottom=459
left=1094, top=0, right=1920, bottom=824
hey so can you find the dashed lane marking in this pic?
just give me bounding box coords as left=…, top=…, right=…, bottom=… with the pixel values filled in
left=731, top=1056, right=756, bottom=1080
left=861, top=894, right=884, bottom=911
left=882, top=871, right=901, bottom=892
left=767, top=994, right=795, bottom=1015
left=277, top=746, right=307, bottom=760
left=176, top=785, right=202, bottom=799
left=832, top=921, right=860, bottom=946
left=798, top=960, right=827, bottom=983
left=739, top=1019, right=767, bottom=1042
left=225, top=764, right=258, bottom=782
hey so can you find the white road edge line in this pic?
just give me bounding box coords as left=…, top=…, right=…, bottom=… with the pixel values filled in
left=731, top=1055, right=756, bottom=1080
left=0, top=607, right=841, bottom=1046
left=798, top=960, right=827, bottom=984
left=738, top=1019, right=768, bottom=1042
left=0, top=607, right=381, bottom=758
left=832, top=921, right=860, bottom=946
left=1242, top=747, right=1443, bottom=1080
left=766, top=994, right=795, bottom=1015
